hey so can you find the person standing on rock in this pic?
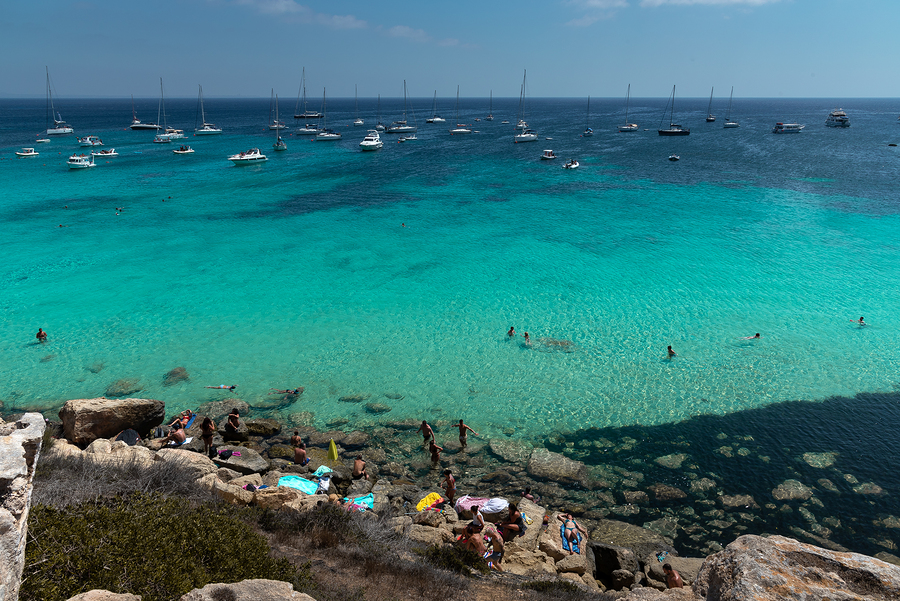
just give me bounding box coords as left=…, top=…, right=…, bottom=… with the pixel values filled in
left=226, top=408, right=241, bottom=433
left=663, top=564, right=684, bottom=588
left=441, top=469, right=456, bottom=505
left=429, top=439, right=443, bottom=464
left=454, top=419, right=478, bottom=448
left=200, top=417, right=216, bottom=455
left=417, top=420, right=434, bottom=444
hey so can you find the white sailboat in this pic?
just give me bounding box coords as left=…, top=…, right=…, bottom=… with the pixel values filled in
left=293, top=68, right=322, bottom=119
left=386, top=81, right=417, bottom=134
left=45, top=67, right=73, bottom=135
left=449, top=86, right=472, bottom=135
left=153, top=78, right=173, bottom=143
left=130, top=94, right=160, bottom=130
left=706, top=87, right=716, bottom=122
left=658, top=86, right=690, bottom=136
left=724, top=87, right=739, bottom=128
left=315, top=88, right=341, bottom=140
left=486, top=90, right=494, bottom=121
left=514, top=70, right=537, bottom=143
left=353, top=85, right=364, bottom=126
left=618, top=84, right=638, bottom=132
left=268, top=89, right=288, bottom=130
left=427, top=91, right=445, bottom=123
left=583, top=96, right=593, bottom=137
left=195, top=85, right=222, bottom=134
left=273, top=94, right=287, bottom=151
left=375, top=94, right=385, bottom=131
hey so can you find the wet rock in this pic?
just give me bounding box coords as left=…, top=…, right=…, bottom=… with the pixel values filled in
left=86, top=361, right=105, bottom=373
left=610, top=505, right=640, bottom=517
left=817, top=478, right=839, bottom=493
left=197, top=400, right=249, bottom=422
left=245, top=418, right=282, bottom=437
left=364, top=403, right=391, bottom=414
left=591, top=519, right=676, bottom=555
left=876, top=552, right=900, bottom=567
left=854, top=482, right=885, bottom=496
left=719, top=494, right=759, bottom=510
left=287, top=412, right=315, bottom=427
left=654, top=453, right=688, bottom=469
left=105, top=378, right=143, bottom=398
left=642, top=517, right=678, bottom=540
left=527, top=448, right=587, bottom=485
left=716, top=446, right=734, bottom=458
left=384, top=418, right=420, bottom=430
left=212, top=445, right=268, bottom=475
left=690, top=477, right=717, bottom=496
left=267, top=444, right=293, bottom=459
left=623, top=490, right=649, bottom=505
left=338, top=394, right=369, bottom=403
left=341, top=430, right=370, bottom=449
left=772, top=479, right=813, bottom=501
left=489, top=439, right=532, bottom=464
left=802, top=451, right=838, bottom=468
left=222, top=422, right=250, bottom=443
left=162, top=367, right=189, bottom=386
left=648, top=483, right=687, bottom=502
left=482, top=470, right=513, bottom=483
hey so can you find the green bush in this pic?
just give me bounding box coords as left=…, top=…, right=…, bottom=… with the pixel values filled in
left=417, top=544, right=489, bottom=576
left=21, top=493, right=309, bottom=601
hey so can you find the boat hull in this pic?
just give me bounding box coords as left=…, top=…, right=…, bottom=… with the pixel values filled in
left=195, top=128, right=222, bottom=135
left=723, top=122, right=740, bottom=128
left=658, top=129, right=690, bottom=136
left=618, top=124, right=638, bottom=132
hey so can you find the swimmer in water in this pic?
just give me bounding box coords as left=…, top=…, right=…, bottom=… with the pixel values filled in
left=667, top=345, right=676, bottom=358
left=507, top=327, right=515, bottom=338
left=740, top=333, right=761, bottom=340
left=206, top=385, right=237, bottom=391
left=853, top=316, right=866, bottom=326
left=523, top=332, right=531, bottom=346
left=270, top=387, right=304, bottom=395
left=36, top=328, right=47, bottom=342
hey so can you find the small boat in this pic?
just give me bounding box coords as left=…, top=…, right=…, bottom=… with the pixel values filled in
left=35, top=138, right=50, bottom=143
left=45, top=68, right=74, bottom=135
left=315, top=88, right=341, bottom=140
left=583, top=96, right=593, bottom=136
left=269, top=120, right=288, bottom=130
left=130, top=95, right=160, bottom=130
left=173, top=145, right=194, bottom=154
left=295, top=123, right=318, bottom=135
left=619, top=84, right=638, bottom=132
left=268, top=89, right=288, bottom=130
left=92, top=148, right=118, bottom=157
left=375, top=94, right=386, bottom=131
left=229, top=148, right=267, bottom=164
left=658, top=86, right=690, bottom=136
left=353, top=85, right=364, bottom=126
left=16, top=148, right=39, bottom=157
left=668, top=154, right=680, bottom=161
left=78, top=135, right=103, bottom=147
left=153, top=78, right=176, bottom=142
left=386, top=81, right=417, bottom=133
left=164, top=128, right=185, bottom=139
left=515, top=129, right=538, bottom=143
left=486, top=90, right=494, bottom=121
left=705, top=87, right=716, bottom=122
left=772, top=122, right=804, bottom=134
left=293, top=68, right=323, bottom=119
left=359, top=129, right=383, bottom=151
left=398, top=134, right=418, bottom=142
left=541, top=149, right=557, bottom=160
left=449, top=86, right=472, bottom=134
left=563, top=159, right=579, bottom=169
left=67, top=153, right=95, bottom=169
left=195, top=85, right=222, bottom=134
left=723, top=87, right=739, bottom=128
left=501, top=120, right=510, bottom=124
left=825, top=109, right=850, bottom=128
left=426, top=90, right=445, bottom=123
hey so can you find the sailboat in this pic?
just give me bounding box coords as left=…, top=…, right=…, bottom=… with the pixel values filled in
left=386, top=81, right=417, bottom=134
left=426, top=91, right=445, bottom=123
left=195, top=85, right=222, bottom=134
left=45, top=67, right=73, bottom=135
left=353, top=85, right=364, bottom=126
left=706, top=87, right=716, bottom=122
left=618, top=84, right=638, bottom=132
left=375, top=94, right=385, bottom=132
left=658, top=86, right=690, bottom=136
left=514, top=70, right=537, bottom=143
left=273, top=93, right=287, bottom=151
left=268, top=89, right=288, bottom=130
left=315, top=88, right=341, bottom=140
left=293, top=68, right=322, bottom=119
left=449, top=86, right=472, bottom=134
left=130, top=94, right=160, bottom=130
left=583, top=96, right=593, bottom=137
left=154, top=78, right=174, bottom=143
left=486, top=90, right=494, bottom=121
left=723, top=87, right=739, bottom=128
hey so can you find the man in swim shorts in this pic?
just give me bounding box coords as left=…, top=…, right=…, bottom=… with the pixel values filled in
left=417, top=420, right=434, bottom=444
left=462, top=522, right=504, bottom=572
left=36, top=328, right=47, bottom=342
left=294, top=442, right=309, bottom=466
left=353, top=455, right=368, bottom=480
left=454, top=419, right=478, bottom=448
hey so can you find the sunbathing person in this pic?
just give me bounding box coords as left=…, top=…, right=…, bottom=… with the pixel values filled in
left=165, top=423, right=186, bottom=445
left=558, top=513, right=587, bottom=554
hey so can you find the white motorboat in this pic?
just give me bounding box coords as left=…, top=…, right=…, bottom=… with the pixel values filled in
left=67, top=154, right=95, bottom=169
left=772, top=122, right=804, bottom=133
left=668, top=154, right=680, bottom=161
left=153, top=134, right=172, bottom=144
left=173, top=145, right=194, bottom=154
left=825, top=109, right=850, bottom=128
left=35, top=138, right=50, bottom=143
left=92, top=148, right=118, bottom=157
left=45, top=68, right=74, bottom=135
left=315, top=88, right=341, bottom=140
left=386, top=81, right=417, bottom=134
left=705, top=87, right=716, bottom=122
left=426, top=91, right=445, bottom=123
left=658, top=86, right=690, bottom=136
left=515, top=129, right=538, bottom=143
left=541, top=149, right=556, bottom=160
left=130, top=95, right=160, bottom=130
left=583, top=96, right=593, bottom=136
left=293, top=68, right=323, bottom=119
left=295, top=124, right=318, bottom=135
left=195, top=85, right=222, bottom=134
left=398, top=134, right=418, bottom=142
left=359, top=130, right=383, bottom=151
left=78, top=135, right=103, bottom=147
left=501, top=120, right=510, bottom=124
left=723, top=87, right=740, bottom=128
left=619, top=84, right=638, bottom=132
left=16, top=148, right=39, bottom=157
left=563, top=159, right=579, bottom=169
left=229, top=148, right=267, bottom=164
left=449, top=86, right=472, bottom=134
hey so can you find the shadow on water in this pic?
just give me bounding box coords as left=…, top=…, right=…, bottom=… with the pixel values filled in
left=547, top=390, right=900, bottom=557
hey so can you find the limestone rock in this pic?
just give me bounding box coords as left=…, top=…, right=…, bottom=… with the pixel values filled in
left=591, top=519, right=676, bottom=557
left=623, top=490, right=650, bottom=505
left=105, top=378, right=144, bottom=398
left=802, top=452, right=838, bottom=468
left=60, top=398, right=165, bottom=445
left=719, top=494, right=759, bottom=510
left=772, top=479, right=813, bottom=501
left=557, top=552, right=589, bottom=574
left=413, top=509, right=444, bottom=528
left=341, top=430, right=371, bottom=449
left=489, top=439, right=532, bottom=464
left=618, top=589, right=697, bottom=601
left=212, top=446, right=268, bottom=475
left=180, top=579, right=315, bottom=601
left=196, top=400, right=249, bottom=422
left=539, top=525, right=568, bottom=561
left=346, top=478, right=373, bottom=498
left=154, top=448, right=218, bottom=480
left=407, top=524, right=455, bottom=546
left=222, top=422, right=250, bottom=443
left=648, top=483, right=687, bottom=502
left=611, top=568, right=636, bottom=589
left=694, top=534, right=900, bottom=601
left=645, top=556, right=705, bottom=587
left=66, top=591, right=142, bottom=601
left=690, top=478, right=718, bottom=496
left=527, top=448, right=587, bottom=485
left=655, top=453, right=688, bottom=469
left=163, top=367, right=190, bottom=386
left=245, top=419, right=282, bottom=437
left=253, top=487, right=303, bottom=510
left=501, top=546, right=557, bottom=577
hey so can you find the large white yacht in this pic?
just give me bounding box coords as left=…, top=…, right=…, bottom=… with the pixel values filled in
left=359, top=130, right=383, bottom=151
left=229, top=148, right=267, bottom=164
left=772, top=122, right=804, bottom=133
left=825, top=109, right=850, bottom=128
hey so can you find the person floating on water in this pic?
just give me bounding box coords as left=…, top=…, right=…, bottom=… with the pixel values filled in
left=740, top=333, right=761, bottom=340
left=667, top=345, right=677, bottom=358
left=36, top=328, right=47, bottom=342
left=507, top=327, right=515, bottom=338
left=270, top=387, right=303, bottom=395
left=206, top=385, right=237, bottom=391
left=853, top=316, right=866, bottom=326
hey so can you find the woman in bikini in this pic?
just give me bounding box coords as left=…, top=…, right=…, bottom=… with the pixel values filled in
left=558, top=513, right=587, bottom=554
left=498, top=503, right=526, bottom=542
left=200, top=417, right=216, bottom=455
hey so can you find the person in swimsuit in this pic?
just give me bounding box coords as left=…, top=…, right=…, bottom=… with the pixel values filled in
left=429, top=439, right=443, bottom=464
left=417, top=420, right=434, bottom=444
left=164, top=422, right=186, bottom=445
left=206, top=385, right=237, bottom=391
left=667, top=345, right=676, bottom=358
left=663, top=564, right=684, bottom=588
left=353, top=455, right=368, bottom=480
left=854, top=316, right=866, bottom=326
left=441, top=469, right=456, bottom=505
left=454, top=419, right=478, bottom=448
left=557, top=513, right=587, bottom=554
left=740, top=333, right=761, bottom=340
left=462, top=522, right=504, bottom=572
left=294, top=442, right=309, bottom=466
left=497, top=503, right=526, bottom=541
left=523, top=332, right=531, bottom=346
left=225, top=408, right=241, bottom=432
left=271, top=387, right=304, bottom=395
left=36, top=328, right=47, bottom=342
left=200, top=417, right=216, bottom=455
left=290, top=431, right=303, bottom=447
left=507, top=327, right=515, bottom=338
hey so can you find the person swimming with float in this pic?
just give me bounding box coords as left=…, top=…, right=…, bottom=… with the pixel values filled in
left=852, top=316, right=866, bottom=326
left=740, top=333, right=761, bottom=340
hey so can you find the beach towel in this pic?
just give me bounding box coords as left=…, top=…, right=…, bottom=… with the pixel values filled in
left=522, top=512, right=534, bottom=526
left=454, top=495, right=509, bottom=515
left=317, top=475, right=331, bottom=493
left=167, top=437, right=193, bottom=447
left=184, top=414, right=197, bottom=429
left=345, top=492, right=374, bottom=512
left=560, top=524, right=582, bottom=554
left=278, top=475, right=319, bottom=495
left=416, top=492, right=443, bottom=512
left=312, top=465, right=334, bottom=478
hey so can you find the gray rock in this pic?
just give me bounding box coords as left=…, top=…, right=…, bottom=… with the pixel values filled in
left=245, top=419, right=282, bottom=437
left=346, top=478, right=373, bottom=498
left=105, top=378, right=144, bottom=397
left=611, top=569, right=636, bottom=589
left=213, top=446, right=269, bottom=475
left=489, top=439, right=532, bottom=464
left=654, top=453, right=688, bottom=469
left=719, top=494, right=759, bottom=510
left=690, top=478, right=718, bottom=496
left=338, top=394, right=369, bottom=403
left=196, top=400, right=249, bottom=422
left=341, top=430, right=370, bottom=449
left=66, top=592, right=141, bottom=601
left=222, top=422, right=250, bottom=443
left=364, top=403, right=392, bottom=414
left=591, top=520, right=676, bottom=557
left=642, top=517, right=679, bottom=540
left=772, top=479, right=813, bottom=501
left=527, top=448, right=587, bottom=485
left=180, top=579, right=315, bottom=601
left=59, top=397, right=165, bottom=445
left=648, top=483, right=687, bottom=502
left=802, top=452, right=838, bottom=468
left=623, top=490, right=649, bottom=505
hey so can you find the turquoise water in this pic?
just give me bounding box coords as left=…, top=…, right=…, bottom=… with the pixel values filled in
left=2, top=97, right=900, bottom=438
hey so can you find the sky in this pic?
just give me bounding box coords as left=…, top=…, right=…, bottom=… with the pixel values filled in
left=3, top=0, right=897, bottom=98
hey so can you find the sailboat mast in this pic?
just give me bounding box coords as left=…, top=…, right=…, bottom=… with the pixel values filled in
left=625, top=84, right=630, bottom=122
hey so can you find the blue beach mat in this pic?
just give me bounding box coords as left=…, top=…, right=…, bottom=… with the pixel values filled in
left=560, top=524, right=582, bottom=554
left=344, top=492, right=374, bottom=510
left=278, top=475, right=319, bottom=495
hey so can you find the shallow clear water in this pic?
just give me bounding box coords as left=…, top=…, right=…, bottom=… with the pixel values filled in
left=2, top=96, right=900, bottom=439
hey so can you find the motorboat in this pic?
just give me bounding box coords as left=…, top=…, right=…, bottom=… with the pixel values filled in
left=153, top=133, right=172, bottom=143
left=173, top=145, right=194, bottom=154
left=658, top=86, right=690, bottom=136
left=130, top=95, right=160, bottom=130
left=359, top=130, right=383, bottom=151
left=35, top=138, right=50, bottom=143
left=514, top=129, right=538, bottom=143
left=354, top=118, right=364, bottom=126
left=563, top=159, right=579, bottom=169
left=67, top=153, right=95, bottom=169
left=772, top=122, right=804, bottom=133
left=501, top=120, right=510, bottom=124
left=541, top=149, right=556, bottom=160
left=229, top=148, right=267, bottom=164
left=295, top=124, right=318, bottom=135
left=92, top=148, right=118, bottom=157
left=78, top=135, right=103, bottom=146
left=825, top=109, right=850, bottom=128
left=386, top=81, right=417, bottom=133
left=16, top=148, right=39, bottom=157
left=668, top=154, right=680, bottom=161
left=398, top=134, right=418, bottom=142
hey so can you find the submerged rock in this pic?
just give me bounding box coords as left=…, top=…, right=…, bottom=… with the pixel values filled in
left=105, top=378, right=143, bottom=397
left=338, top=394, right=369, bottom=403
left=772, top=479, right=813, bottom=501
left=802, top=451, right=838, bottom=468
left=489, top=439, right=532, bottom=464
left=654, top=453, right=688, bottom=469
left=86, top=361, right=105, bottom=374
left=364, top=403, right=392, bottom=414
left=162, top=366, right=189, bottom=386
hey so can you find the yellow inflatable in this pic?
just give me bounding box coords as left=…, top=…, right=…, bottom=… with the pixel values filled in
left=327, top=439, right=339, bottom=462
left=416, top=492, right=443, bottom=511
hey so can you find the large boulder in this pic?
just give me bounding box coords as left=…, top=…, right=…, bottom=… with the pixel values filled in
left=66, top=592, right=141, bottom=601
left=646, top=556, right=705, bottom=588
left=693, top=535, right=900, bottom=601
left=180, top=579, right=316, bottom=601
left=407, top=524, right=455, bottom=546
left=212, top=446, right=268, bottom=475
left=591, top=519, right=676, bottom=559
left=527, top=448, right=587, bottom=485
left=59, top=398, right=165, bottom=445
left=195, top=400, right=249, bottom=422
left=154, top=448, right=218, bottom=480
left=245, top=419, right=282, bottom=437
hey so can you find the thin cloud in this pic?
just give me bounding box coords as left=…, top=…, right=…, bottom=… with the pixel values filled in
left=569, top=0, right=628, bottom=7
left=567, top=15, right=601, bottom=27
left=388, top=25, right=431, bottom=43
left=233, top=0, right=367, bottom=29
left=642, top=0, right=780, bottom=6
left=565, top=0, right=628, bottom=27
